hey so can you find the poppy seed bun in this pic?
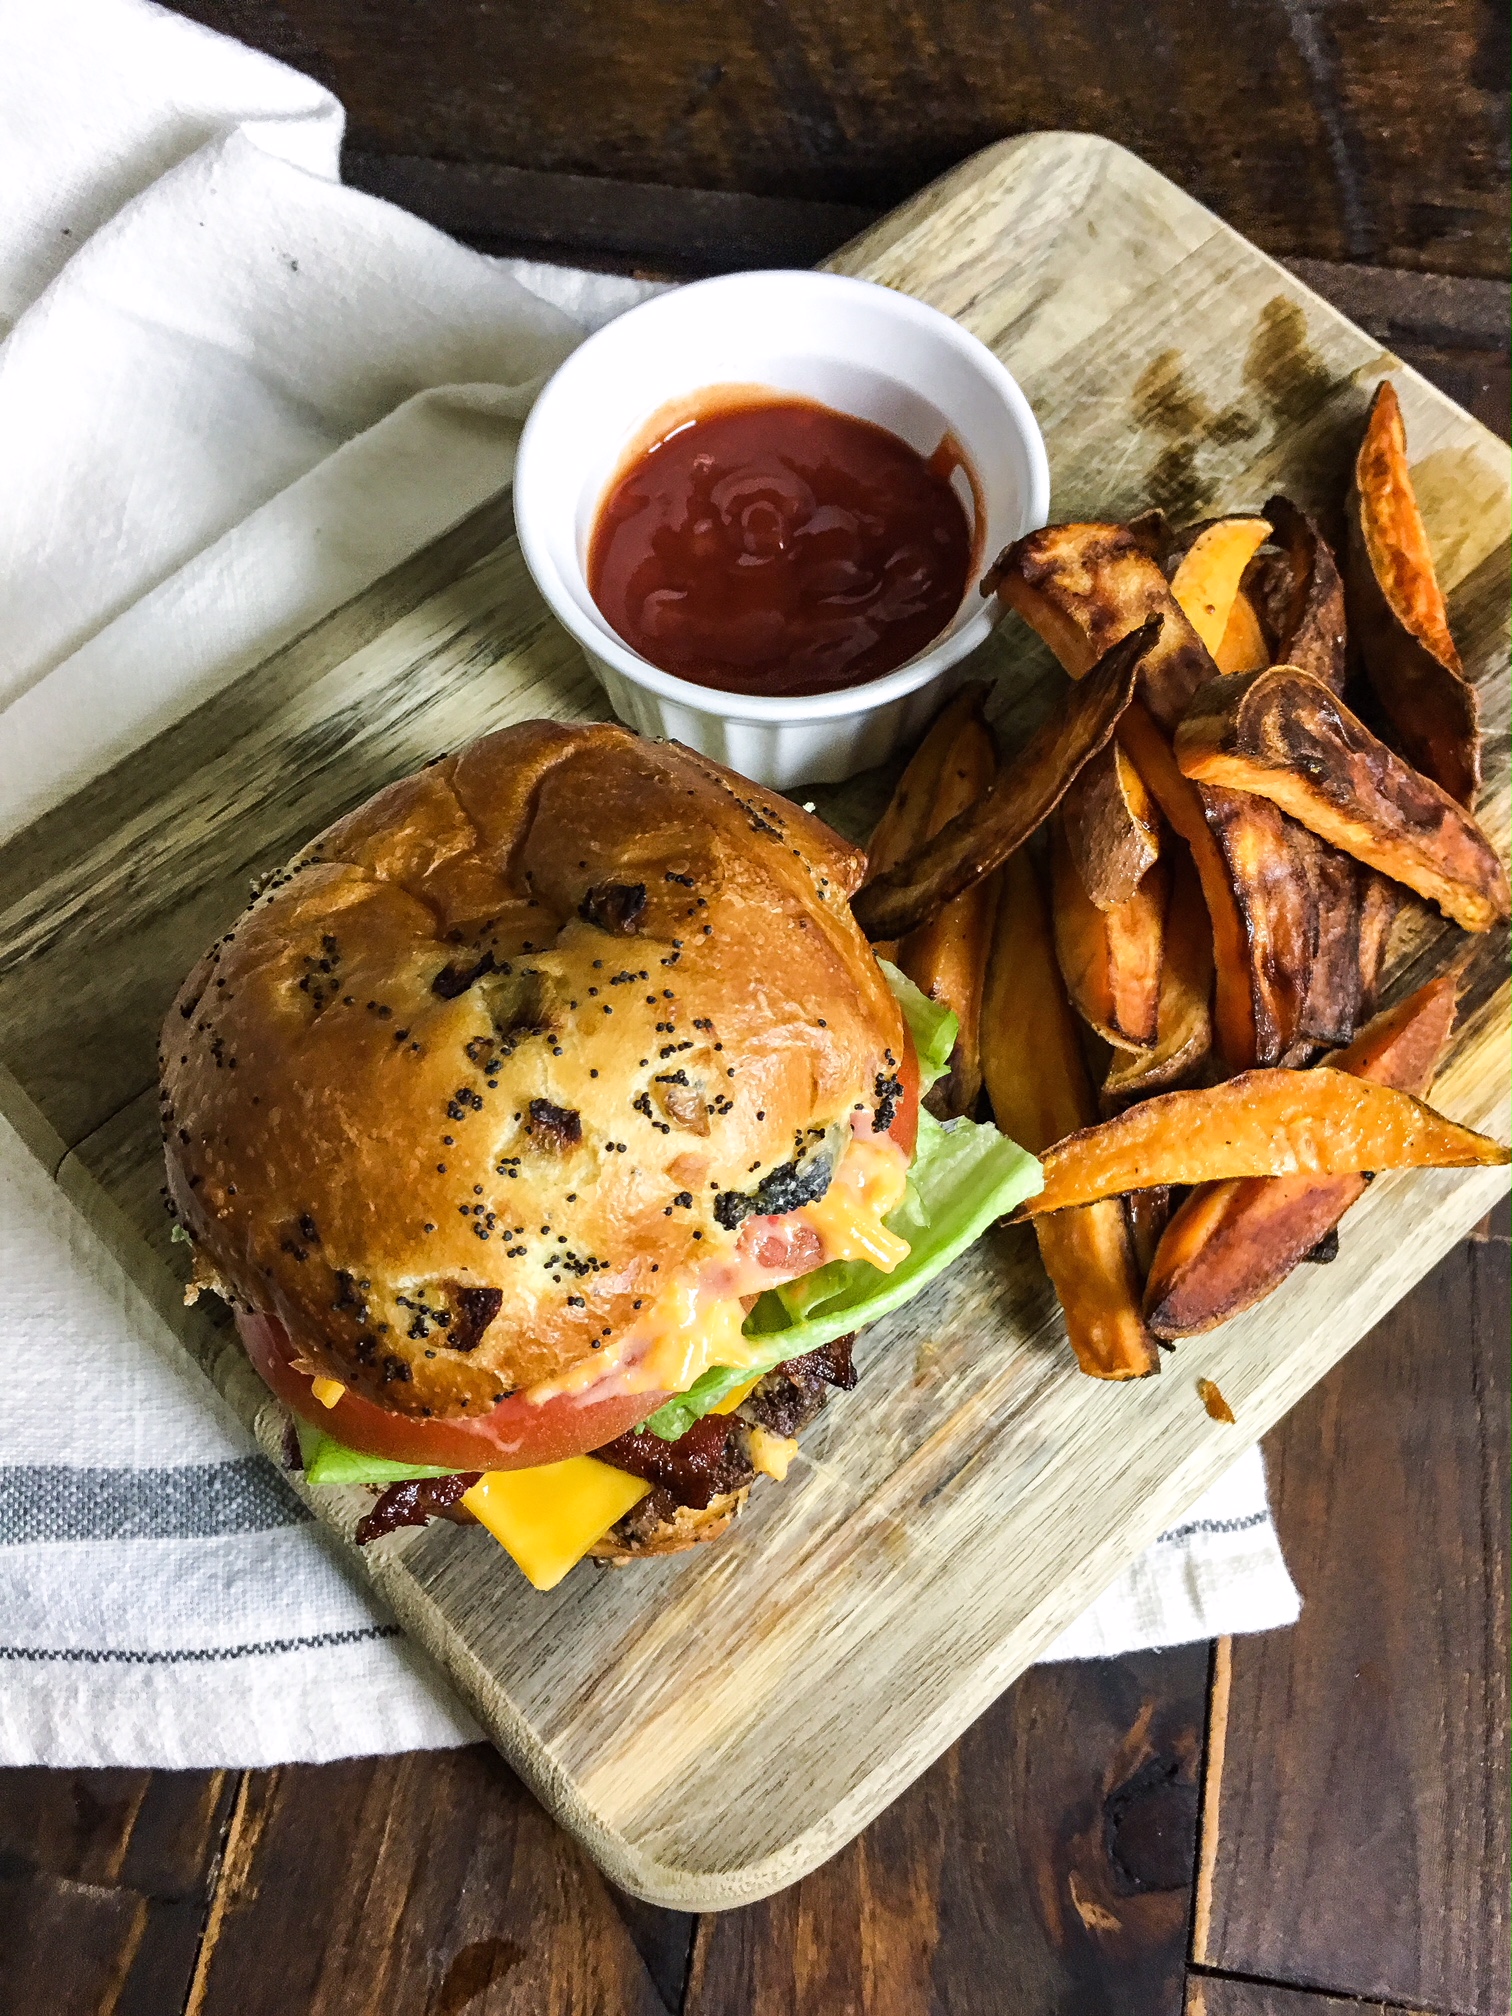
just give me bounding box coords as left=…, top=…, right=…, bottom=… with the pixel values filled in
left=161, top=721, right=906, bottom=1416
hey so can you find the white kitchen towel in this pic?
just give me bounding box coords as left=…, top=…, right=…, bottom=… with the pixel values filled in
left=0, top=0, right=1298, bottom=1768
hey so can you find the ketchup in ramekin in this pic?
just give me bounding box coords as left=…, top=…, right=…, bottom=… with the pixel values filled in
left=586, top=393, right=973, bottom=700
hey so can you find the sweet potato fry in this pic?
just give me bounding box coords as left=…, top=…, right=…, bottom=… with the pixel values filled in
left=866, top=682, right=990, bottom=961
left=852, top=619, right=1151, bottom=943
left=1103, top=844, right=1213, bottom=1101
left=1167, top=515, right=1271, bottom=656
left=898, top=710, right=998, bottom=1117
left=1175, top=667, right=1510, bottom=933
left=1291, top=831, right=1370, bottom=1048
left=1051, top=813, right=1169, bottom=1047
left=1144, top=973, right=1460, bottom=1336
left=1214, top=589, right=1270, bottom=675
left=1058, top=740, right=1161, bottom=911
left=1347, top=380, right=1480, bottom=807
left=1015, top=1065, right=1507, bottom=1218
left=1244, top=497, right=1347, bottom=692
left=1197, top=782, right=1313, bottom=1065
left=986, top=522, right=1218, bottom=729
left=981, top=851, right=1159, bottom=1378
left=1124, top=1186, right=1174, bottom=1277
left=1356, top=871, right=1400, bottom=1019
left=1115, top=702, right=1255, bottom=1068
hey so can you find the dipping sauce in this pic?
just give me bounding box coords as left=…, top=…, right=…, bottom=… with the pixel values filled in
left=587, top=394, right=974, bottom=698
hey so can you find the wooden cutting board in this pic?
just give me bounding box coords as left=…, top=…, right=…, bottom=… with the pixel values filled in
left=1, top=132, right=1506, bottom=1910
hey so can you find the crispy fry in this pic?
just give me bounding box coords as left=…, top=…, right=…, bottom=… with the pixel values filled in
left=897, top=711, right=998, bottom=1117
left=982, top=851, right=1159, bottom=1378
left=1167, top=516, right=1272, bottom=656
left=852, top=620, right=1151, bottom=943
left=1144, top=974, right=1460, bottom=1337
left=1197, top=783, right=1313, bottom=1065
left=1051, top=813, right=1169, bottom=1047
left=1125, top=1185, right=1173, bottom=1276
left=1214, top=589, right=1270, bottom=674
left=986, top=522, right=1218, bottom=729
left=1115, top=702, right=1255, bottom=1067
left=1291, top=829, right=1371, bottom=1048
left=1245, top=497, right=1347, bottom=692
left=1347, top=380, right=1480, bottom=806
left=866, top=682, right=990, bottom=960
left=1356, top=871, right=1400, bottom=1019
left=1103, top=844, right=1213, bottom=1100
left=1016, top=1065, right=1507, bottom=1218
left=1175, top=667, right=1510, bottom=934
left=1059, top=741, right=1161, bottom=911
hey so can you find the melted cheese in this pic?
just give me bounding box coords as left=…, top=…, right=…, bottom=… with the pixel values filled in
left=311, top=1377, right=347, bottom=1409
left=462, top=1458, right=650, bottom=1591
left=799, top=1133, right=910, bottom=1270
left=525, top=1130, right=912, bottom=1409
left=711, top=1375, right=762, bottom=1416
left=746, top=1426, right=798, bottom=1481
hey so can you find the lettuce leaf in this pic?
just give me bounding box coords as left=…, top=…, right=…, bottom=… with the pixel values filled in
left=296, top=1419, right=453, bottom=1488
left=878, top=958, right=956, bottom=1092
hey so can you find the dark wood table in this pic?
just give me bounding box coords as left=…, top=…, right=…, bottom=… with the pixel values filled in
left=4, top=7, right=1508, bottom=2009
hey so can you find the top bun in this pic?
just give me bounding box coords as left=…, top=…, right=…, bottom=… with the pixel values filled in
left=161, top=722, right=905, bottom=1416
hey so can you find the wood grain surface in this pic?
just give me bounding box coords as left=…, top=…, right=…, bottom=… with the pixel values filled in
left=1194, top=1237, right=1510, bottom=2013
left=0, top=132, right=1506, bottom=1909
left=168, top=0, right=1508, bottom=281
left=684, top=1645, right=1210, bottom=2014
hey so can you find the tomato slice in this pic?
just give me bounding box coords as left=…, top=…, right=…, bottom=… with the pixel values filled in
left=881, top=1021, right=920, bottom=1160
left=237, top=1310, right=670, bottom=1471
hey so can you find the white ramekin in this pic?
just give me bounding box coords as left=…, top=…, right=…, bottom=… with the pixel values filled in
left=513, top=270, right=1049, bottom=788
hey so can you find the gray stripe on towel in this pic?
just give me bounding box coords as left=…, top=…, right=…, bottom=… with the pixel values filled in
left=0, top=1457, right=310, bottom=1543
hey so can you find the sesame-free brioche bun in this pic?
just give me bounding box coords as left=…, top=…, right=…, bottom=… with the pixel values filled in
left=161, top=722, right=906, bottom=1419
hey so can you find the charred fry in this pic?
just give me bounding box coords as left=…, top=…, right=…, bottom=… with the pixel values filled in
left=1175, top=667, right=1510, bottom=934
left=1144, top=974, right=1460, bottom=1336
left=1347, top=380, right=1480, bottom=807
left=987, top=522, right=1218, bottom=729
left=1051, top=813, right=1168, bottom=1048
left=1115, top=702, right=1255, bottom=1067
left=1016, top=1067, right=1508, bottom=1218
left=866, top=682, right=990, bottom=961
left=897, top=710, right=998, bottom=1116
left=1059, top=741, right=1161, bottom=911
left=1103, top=844, right=1213, bottom=1101
left=1245, top=496, right=1347, bottom=692
left=981, top=850, right=1159, bottom=1378
left=852, top=620, right=1150, bottom=943
left=1197, top=783, right=1314, bottom=1065
left=1167, top=515, right=1272, bottom=656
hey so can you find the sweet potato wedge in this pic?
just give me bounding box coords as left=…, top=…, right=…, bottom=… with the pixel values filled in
left=1214, top=589, right=1270, bottom=675
left=1175, top=667, right=1510, bottom=933
left=852, top=619, right=1150, bottom=943
left=1103, top=844, right=1213, bottom=1101
left=1347, top=380, right=1480, bottom=807
left=898, top=710, right=998, bottom=1117
left=1051, top=813, right=1169, bottom=1047
left=1291, top=830, right=1371, bottom=1049
left=1144, top=973, right=1459, bottom=1336
left=1059, top=740, right=1161, bottom=911
left=1124, top=1185, right=1174, bottom=1278
left=1245, top=497, right=1347, bottom=692
left=1116, top=701, right=1255, bottom=1067
left=1015, top=1065, right=1508, bottom=1217
left=1197, top=782, right=1314, bottom=1065
left=866, top=682, right=990, bottom=960
left=986, top=522, right=1219, bottom=730
left=982, top=850, right=1159, bottom=1378
left=1356, top=871, right=1400, bottom=1019
left=1167, top=515, right=1271, bottom=656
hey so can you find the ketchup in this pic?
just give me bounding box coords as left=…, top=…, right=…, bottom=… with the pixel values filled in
left=587, top=394, right=973, bottom=698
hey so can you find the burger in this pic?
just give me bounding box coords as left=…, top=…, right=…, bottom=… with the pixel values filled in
left=161, top=722, right=1039, bottom=1588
